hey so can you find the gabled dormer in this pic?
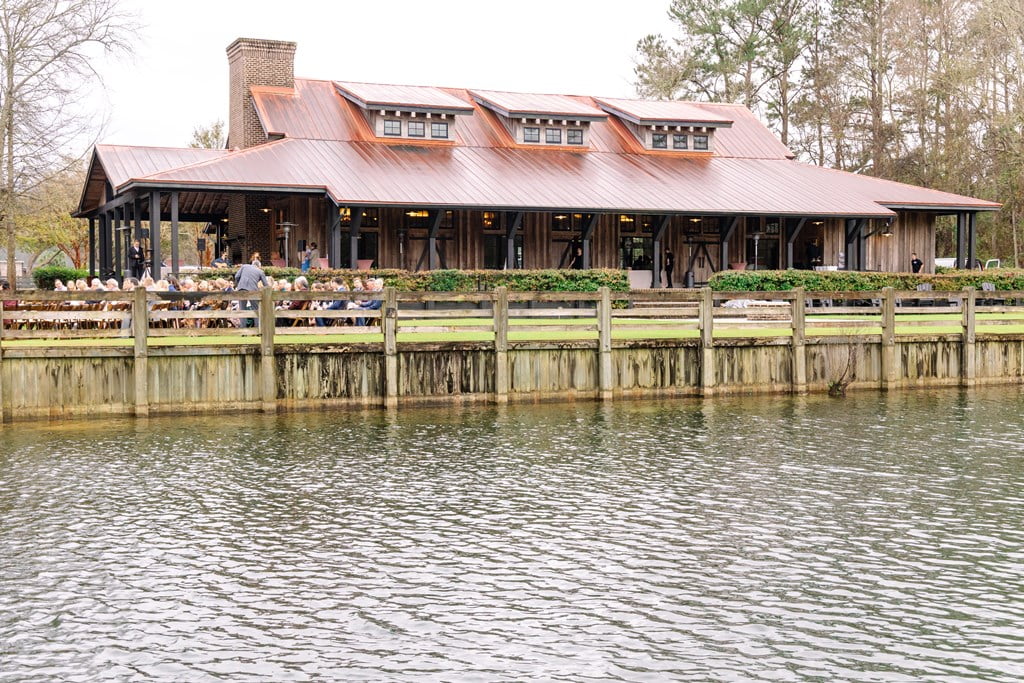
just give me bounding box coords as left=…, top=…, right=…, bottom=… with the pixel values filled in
left=469, top=89, right=607, bottom=148
left=594, top=98, right=733, bottom=153
left=334, top=81, right=474, bottom=142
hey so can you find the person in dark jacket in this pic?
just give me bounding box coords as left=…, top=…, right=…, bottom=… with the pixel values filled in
left=664, top=249, right=675, bottom=287
left=911, top=253, right=923, bottom=273
left=128, top=239, right=146, bottom=279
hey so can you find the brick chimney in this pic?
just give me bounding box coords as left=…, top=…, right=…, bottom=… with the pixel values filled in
left=226, top=38, right=297, bottom=149
left=225, top=38, right=296, bottom=262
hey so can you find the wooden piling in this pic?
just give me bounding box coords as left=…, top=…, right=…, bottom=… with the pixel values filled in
left=962, top=286, right=976, bottom=386
left=493, top=286, right=509, bottom=403
left=132, top=286, right=149, bottom=417
left=383, top=287, right=399, bottom=409
left=259, top=287, right=277, bottom=412
left=597, top=287, right=613, bottom=401
left=880, top=287, right=897, bottom=390
left=791, top=287, right=807, bottom=394
left=699, top=287, right=715, bottom=395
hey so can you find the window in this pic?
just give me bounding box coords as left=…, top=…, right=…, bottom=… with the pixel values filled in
left=551, top=212, right=593, bottom=232
left=673, top=134, right=688, bottom=150
left=408, top=121, right=425, bottom=137
left=483, top=234, right=523, bottom=269
left=620, top=236, right=653, bottom=270
left=567, top=129, right=583, bottom=145
left=404, top=209, right=454, bottom=229
left=384, top=119, right=402, bottom=136
left=431, top=122, right=449, bottom=139
left=618, top=214, right=636, bottom=233
left=546, top=128, right=562, bottom=144
left=694, top=134, right=709, bottom=151
left=652, top=133, right=668, bottom=149
left=523, top=126, right=540, bottom=143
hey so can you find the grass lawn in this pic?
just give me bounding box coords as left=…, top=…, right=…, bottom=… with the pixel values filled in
left=7, top=311, right=1024, bottom=348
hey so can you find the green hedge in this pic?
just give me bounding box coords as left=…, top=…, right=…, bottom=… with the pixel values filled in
left=32, top=265, right=89, bottom=290
left=708, top=268, right=1024, bottom=292
left=193, top=268, right=629, bottom=292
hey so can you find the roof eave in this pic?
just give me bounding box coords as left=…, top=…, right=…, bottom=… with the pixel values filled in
left=881, top=202, right=1002, bottom=213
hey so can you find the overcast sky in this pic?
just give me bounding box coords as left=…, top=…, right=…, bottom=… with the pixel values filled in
left=93, top=0, right=673, bottom=148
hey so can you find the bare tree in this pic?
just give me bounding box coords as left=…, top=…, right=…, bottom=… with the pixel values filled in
left=0, top=0, right=134, bottom=289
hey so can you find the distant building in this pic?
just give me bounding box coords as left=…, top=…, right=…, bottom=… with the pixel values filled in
left=76, top=38, right=999, bottom=283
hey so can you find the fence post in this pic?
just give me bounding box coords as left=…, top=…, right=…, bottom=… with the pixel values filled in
left=598, top=286, right=613, bottom=400
left=791, top=287, right=807, bottom=394
left=880, top=287, right=897, bottom=390
left=0, top=301, right=6, bottom=424
left=699, top=287, right=715, bottom=395
left=493, top=286, right=509, bottom=403
left=962, top=286, right=976, bottom=386
left=132, top=287, right=149, bottom=417
left=259, top=287, right=276, bottom=413
left=383, top=287, right=399, bottom=409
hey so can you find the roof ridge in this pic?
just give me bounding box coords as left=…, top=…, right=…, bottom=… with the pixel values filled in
left=97, top=143, right=230, bottom=153
left=137, top=138, right=295, bottom=182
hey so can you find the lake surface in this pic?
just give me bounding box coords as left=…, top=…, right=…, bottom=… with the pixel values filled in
left=2, top=389, right=1023, bottom=681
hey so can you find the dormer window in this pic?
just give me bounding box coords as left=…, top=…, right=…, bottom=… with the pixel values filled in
left=408, top=121, right=425, bottom=137
left=593, top=97, right=733, bottom=154
left=524, top=127, right=540, bottom=143
left=652, top=133, right=668, bottom=149
left=673, top=134, right=687, bottom=149
left=469, top=89, right=607, bottom=149
left=383, top=119, right=402, bottom=136
left=431, top=122, right=449, bottom=139
left=694, top=134, right=709, bottom=151
left=546, top=128, right=562, bottom=144
left=334, top=81, right=473, bottom=142
left=567, top=129, right=583, bottom=145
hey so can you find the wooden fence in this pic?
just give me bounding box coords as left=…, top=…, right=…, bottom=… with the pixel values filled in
left=2, top=286, right=1023, bottom=418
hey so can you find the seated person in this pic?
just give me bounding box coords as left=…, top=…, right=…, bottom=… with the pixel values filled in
left=316, top=277, right=349, bottom=327
left=348, top=277, right=383, bottom=326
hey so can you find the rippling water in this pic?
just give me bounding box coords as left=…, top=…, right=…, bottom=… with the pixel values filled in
left=2, top=389, right=1024, bottom=681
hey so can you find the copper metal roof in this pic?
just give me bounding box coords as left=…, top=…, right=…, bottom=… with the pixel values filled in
left=80, top=78, right=1000, bottom=216
left=334, top=80, right=474, bottom=114
left=469, top=89, right=608, bottom=121
left=594, top=97, right=734, bottom=127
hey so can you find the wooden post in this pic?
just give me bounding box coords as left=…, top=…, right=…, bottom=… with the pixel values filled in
left=259, top=287, right=276, bottom=412
left=962, top=286, right=976, bottom=386
left=132, top=287, right=149, bottom=417
left=493, top=286, right=509, bottom=403
left=699, top=287, right=715, bottom=394
left=149, top=191, right=162, bottom=281
left=598, top=286, right=613, bottom=400
left=791, top=287, right=807, bottom=393
left=0, top=300, right=6, bottom=424
left=880, top=286, right=897, bottom=390
left=383, top=287, right=399, bottom=409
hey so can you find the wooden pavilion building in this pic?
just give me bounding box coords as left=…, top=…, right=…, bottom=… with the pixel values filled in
left=76, top=38, right=1000, bottom=284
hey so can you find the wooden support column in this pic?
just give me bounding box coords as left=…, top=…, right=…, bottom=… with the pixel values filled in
left=427, top=210, right=444, bottom=270
left=328, top=201, right=341, bottom=267
left=786, top=217, right=808, bottom=269
left=88, top=217, right=96, bottom=276
left=880, top=286, right=897, bottom=390
left=149, top=191, right=162, bottom=280
left=791, top=287, right=807, bottom=393
left=844, top=219, right=866, bottom=271
left=170, top=191, right=180, bottom=276
left=133, top=196, right=143, bottom=239
left=259, top=287, right=276, bottom=412
left=581, top=213, right=600, bottom=269
left=113, top=209, right=123, bottom=281
left=132, top=286, right=149, bottom=417
left=504, top=211, right=523, bottom=269
left=962, top=286, right=976, bottom=386
left=597, top=287, right=613, bottom=400
left=383, top=287, right=398, bottom=408
left=493, top=286, right=509, bottom=403
left=699, top=287, right=715, bottom=394
left=956, top=212, right=966, bottom=269
left=651, top=215, right=670, bottom=288
left=348, top=208, right=363, bottom=269
left=719, top=216, right=740, bottom=271
left=967, top=212, right=977, bottom=269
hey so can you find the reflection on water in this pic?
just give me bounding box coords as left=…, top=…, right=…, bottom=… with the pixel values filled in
left=1, top=389, right=1023, bottom=681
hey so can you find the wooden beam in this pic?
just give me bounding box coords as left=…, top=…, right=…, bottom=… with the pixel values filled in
left=133, top=196, right=143, bottom=239
left=786, top=217, right=808, bottom=268
left=504, top=211, right=523, bottom=269
left=88, top=217, right=96, bottom=276
left=967, top=211, right=977, bottom=269
left=719, top=216, right=740, bottom=271
left=328, top=201, right=341, bottom=267
left=580, top=212, right=600, bottom=269
left=956, top=212, right=966, bottom=268
left=427, top=209, right=444, bottom=270
left=651, top=214, right=671, bottom=288
left=170, top=191, right=180, bottom=277
left=348, top=207, right=363, bottom=269
left=150, top=191, right=161, bottom=280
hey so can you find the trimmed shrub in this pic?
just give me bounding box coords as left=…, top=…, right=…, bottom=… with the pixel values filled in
left=193, top=268, right=629, bottom=292
left=32, top=265, right=88, bottom=290
left=708, top=268, right=1024, bottom=292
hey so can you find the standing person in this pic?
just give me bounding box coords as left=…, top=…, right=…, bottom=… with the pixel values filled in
left=128, top=239, right=146, bottom=279
left=250, top=252, right=262, bottom=268
left=234, top=262, right=270, bottom=328
left=569, top=245, right=584, bottom=269
left=911, top=252, right=923, bottom=273
left=664, top=249, right=675, bottom=288
left=307, top=242, right=319, bottom=270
